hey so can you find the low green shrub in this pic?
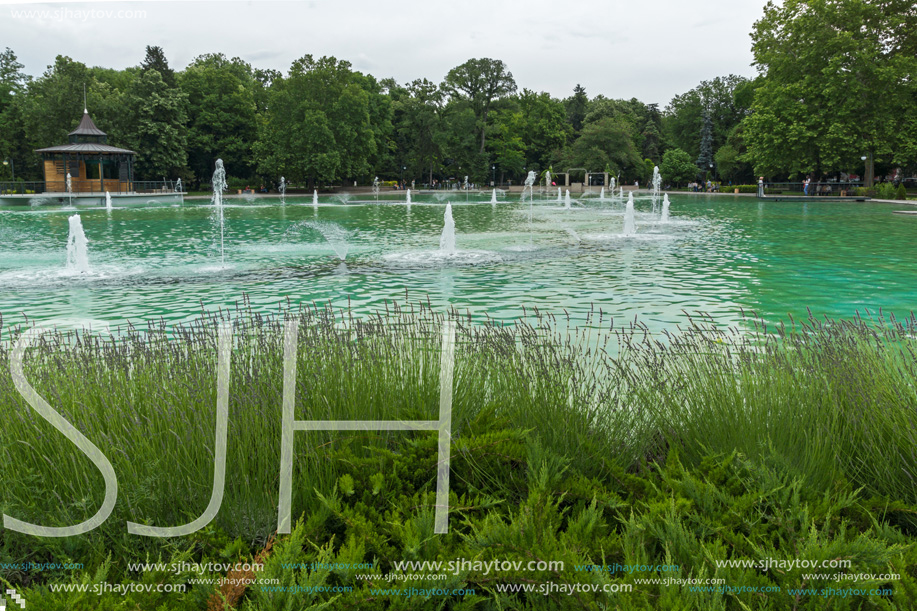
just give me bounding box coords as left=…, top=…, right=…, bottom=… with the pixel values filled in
left=896, top=184, right=907, bottom=200
left=875, top=183, right=897, bottom=200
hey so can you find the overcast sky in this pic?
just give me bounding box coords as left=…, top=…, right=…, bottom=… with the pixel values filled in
left=3, top=0, right=767, bottom=106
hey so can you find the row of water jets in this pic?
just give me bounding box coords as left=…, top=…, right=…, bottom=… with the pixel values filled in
left=64, top=161, right=671, bottom=274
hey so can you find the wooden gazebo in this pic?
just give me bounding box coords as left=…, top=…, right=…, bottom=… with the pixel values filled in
left=35, top=109, right=135, bottom=193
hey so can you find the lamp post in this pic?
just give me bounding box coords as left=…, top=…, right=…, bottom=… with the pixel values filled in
left=2, top=158, right=13, bottom=181
left=861, top=154, right=873, bottom=188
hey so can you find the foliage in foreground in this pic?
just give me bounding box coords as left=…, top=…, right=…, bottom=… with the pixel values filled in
left=11, top=437, right=917, bottom=610
left=1, top=303, right=917, bottom=609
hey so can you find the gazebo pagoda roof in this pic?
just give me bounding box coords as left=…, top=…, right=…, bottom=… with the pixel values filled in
left=68, top=111, right=107, bottom=137
left=35, top=143, right=135, bottom=155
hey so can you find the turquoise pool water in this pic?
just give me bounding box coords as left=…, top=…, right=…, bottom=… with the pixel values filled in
left=0, top=193, right=914, bottom=334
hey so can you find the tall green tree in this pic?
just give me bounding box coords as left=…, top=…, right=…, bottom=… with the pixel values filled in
left=254, top=55, right=377, bottom=185
left=140, top=46, right=175, bottom=88
left=557, top=117, right=642, bottom=180
left=0, top=47, right=27, bottom=114
left=442, top=58, right=516, bottom=157
left=660, top=148, right=697, bottom=186
left=180, top=54, right=257, bottom=182
left=390, top=78, right=443, bottom=185
left=664, top=75, right=751, bottom=161
left=564, top=84, right=588, bottom=133
left=121, top=69, right=188, bottom=180
left=696, top=112, right=713, bottom=175
left=744, top=0, right=917, bottom=180
left=0, top=48, right=30, bottom=179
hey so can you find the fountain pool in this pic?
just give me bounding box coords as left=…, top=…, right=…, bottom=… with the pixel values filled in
left=1, top=193, right=915, bottom=336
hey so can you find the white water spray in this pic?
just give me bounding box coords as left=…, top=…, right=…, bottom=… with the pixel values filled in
left=66, top=214, right=90, bottom=273
left=623, top=192, right=636, bottom=236
left=211, top=159, right=227, bottom=267
left=440, top=203, right=456, bottom=255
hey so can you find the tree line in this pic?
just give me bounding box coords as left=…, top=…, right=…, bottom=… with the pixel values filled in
left=0, top=0, right=914, bottom=189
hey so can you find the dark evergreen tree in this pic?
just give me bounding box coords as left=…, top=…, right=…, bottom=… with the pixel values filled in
left=696, top=111, right=713, bottom=176
left=140, top=46, right=175, bottom=88
left=565, top=84, right=588, bottom=132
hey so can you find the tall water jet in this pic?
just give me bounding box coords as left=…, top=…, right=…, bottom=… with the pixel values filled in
left=610, top=176, right=616, bottom=194
left=599, top=187, right=605, bottom=200
left=440, top=203, right=456, bottom=255
left=372, top=176, right=380, bottom=201
left=406, top=188, right=412, bottom=206
left=651, top=165, right=662, bottom=213
left=66, top=214, right=90, bottom=273
left=660, top=193, right=670, bottom=223
left=623, top=192, right=636, bottom=236
left=66, top=172, right=73, bottom=207
left=105, top=191, right=112, bottom=211
left=523, top=171, right=536, bottom=202
left=619, top=186, right=624, bottom=199
left=564, top=190, right=572, bottom=210
left=279, top=176, right=286, bottom=205
left=175, top=178, right=183, bottom=193
left=523, top=170, right=536, bottom=226
left=212, top=159, right=227, bottom=267
left=557, top=187, right=562, bottom=202
left=313, top=189, right=319, bottom=208
left=490, top=189, right=497, bottom=207
left=545, top=170, right=551, bottom=191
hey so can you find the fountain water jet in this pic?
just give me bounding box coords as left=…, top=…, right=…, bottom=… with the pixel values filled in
left=440, top=203, right=456, bottom=255
left=175, top=178, right=182, bottom=194
left=279, top=177, right=286, bottom=205
left=105, top=191, right=112, bottom=211
left=211, top=159, right=227, bottom=267
left=301, top=221, right=350, bottom=260
left=623, top=192, right=636, bottom=236
left=66, top=214, right=90, bottom=273
left=610, top=176, right=616, bottom=194
left=651, top=166, right=662, bottom=213
left=66, top=172, right=73, bottom=208
left=660, top=193, right=670, bottom=223
left=381, top=203, right=500, bottom=267
left=490, top=189, right=497, bottom=206
left=406, top=188, right=412, bottom=208
left=564, top=190, right=572, bottom=210
left=599, top=187, right=605, bottom=200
